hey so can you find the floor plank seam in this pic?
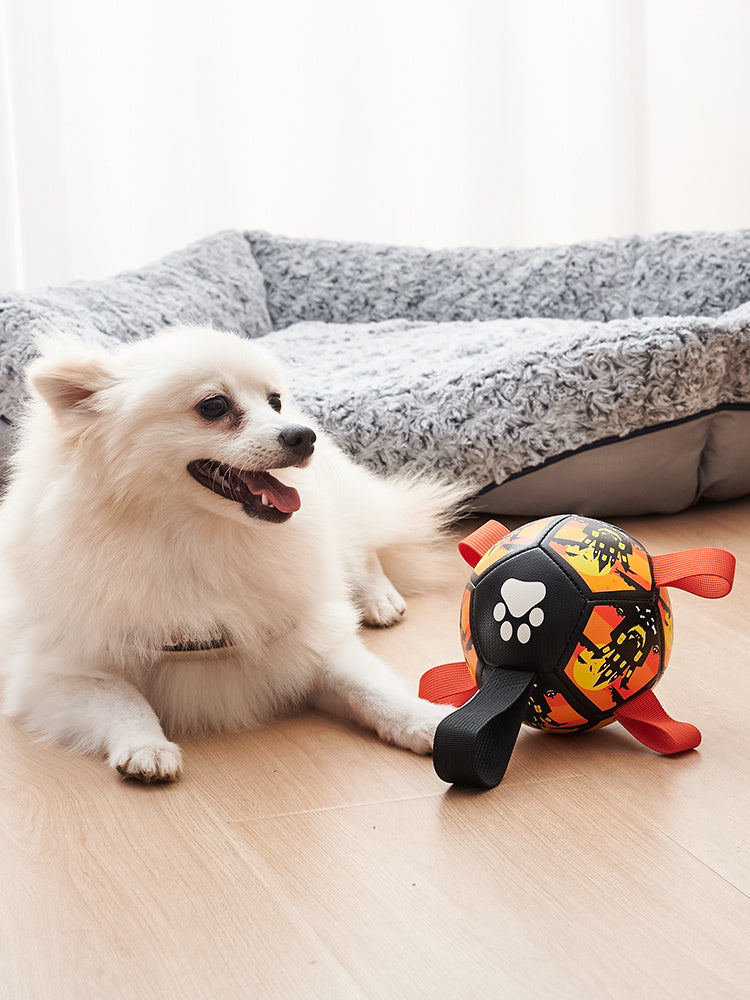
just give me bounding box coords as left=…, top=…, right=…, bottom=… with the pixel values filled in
left=661, top=833, right=750, bottom=899
left=228, top=790, right=449, bottom=823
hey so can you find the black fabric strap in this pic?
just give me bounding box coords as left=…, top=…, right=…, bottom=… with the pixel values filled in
left=432, top=668, right=536, bottom=788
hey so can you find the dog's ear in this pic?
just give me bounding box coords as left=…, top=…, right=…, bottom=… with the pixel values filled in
left=28, top=354, right=115, bottom=417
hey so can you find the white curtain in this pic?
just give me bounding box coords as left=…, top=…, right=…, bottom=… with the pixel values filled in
left=2, top=0, right=750, bottom=291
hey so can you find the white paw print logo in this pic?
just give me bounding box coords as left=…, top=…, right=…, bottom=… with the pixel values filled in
left=493, top=579, right=546, bottom=645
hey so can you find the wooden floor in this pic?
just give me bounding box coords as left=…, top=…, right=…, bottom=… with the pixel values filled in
left=2, top=501, right=750, bottom=999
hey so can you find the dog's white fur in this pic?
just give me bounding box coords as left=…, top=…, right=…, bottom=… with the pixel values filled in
left=0, top=326, right=460, bottom=782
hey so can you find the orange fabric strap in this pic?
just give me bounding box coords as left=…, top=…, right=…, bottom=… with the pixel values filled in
left=422, top=667, right=702, bottom=755
left=651, top=547, right=735, bottom=599
left=457, top=520, right=511, bottom=568
left=418, top=661, right=478, bottom=707
left=614, top=688, right=701, bottom=754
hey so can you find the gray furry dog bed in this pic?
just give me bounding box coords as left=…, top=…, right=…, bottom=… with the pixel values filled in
left=2, top=227, right=750, bottom=516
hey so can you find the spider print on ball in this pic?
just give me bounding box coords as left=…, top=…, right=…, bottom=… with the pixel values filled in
left=492, top=578, right=547, bottom=644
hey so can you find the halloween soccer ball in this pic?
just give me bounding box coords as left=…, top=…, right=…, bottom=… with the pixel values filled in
left=460, top=514, right=673, bottom=733
left=421, top=513, right=734, bottom=787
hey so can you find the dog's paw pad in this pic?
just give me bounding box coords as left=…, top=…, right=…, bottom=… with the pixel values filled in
left=112, top=741, right=183, bottom=784
left=361, top=587, right=407, bottom=628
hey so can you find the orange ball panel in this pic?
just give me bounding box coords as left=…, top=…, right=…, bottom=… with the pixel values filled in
left=525, top=687, right=589, bottom=731
left=562, top=604, right=663, bottom=715
left=473, top=516, right=559, bottom=577
left=547, top=517, right=652, bottom=594
left=459, top=584, right=479, bottom=684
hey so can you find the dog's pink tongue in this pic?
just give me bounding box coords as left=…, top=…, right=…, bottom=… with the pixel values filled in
left=240, top=470, right=301, bottom=513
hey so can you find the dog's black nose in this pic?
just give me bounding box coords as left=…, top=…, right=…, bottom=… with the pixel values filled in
left=279, top=424, right=316, bottom=461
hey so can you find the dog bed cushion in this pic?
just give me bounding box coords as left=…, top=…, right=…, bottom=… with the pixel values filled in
left=2, top=227, right=750, bottom=516
left=247, top=227, right=750, bottom=514
left=0, top=229, right=271, bottom=410
left=247, top=229, right=750, bottom=327
left=264, top=306, right=750, bottom=516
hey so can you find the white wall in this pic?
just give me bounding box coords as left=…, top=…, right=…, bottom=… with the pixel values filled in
left=2, top=0, right=750, bottom=290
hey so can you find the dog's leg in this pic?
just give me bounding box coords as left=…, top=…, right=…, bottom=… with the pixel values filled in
left=354, top=552, right=407, bottom=628
left=311, top=636, right=452, bottom=754
left=6, top=671, right=182, bottom=783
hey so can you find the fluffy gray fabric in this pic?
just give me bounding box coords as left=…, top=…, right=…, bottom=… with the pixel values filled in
left=2, top=226, right=750, bottom=514
left=264, top=305, right=750, bottom=487
left=248, top=229, right=750, bottom=327
left=0, top=230, right=271, bottom=427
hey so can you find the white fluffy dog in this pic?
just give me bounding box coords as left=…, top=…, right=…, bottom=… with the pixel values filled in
left=0, top=326, right=460, bottom=782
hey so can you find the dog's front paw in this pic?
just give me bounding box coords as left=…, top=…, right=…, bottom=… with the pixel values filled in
left=361, top=583, right=407, bottom=628
left=387, top=701, right=454, bottom=756
left=111, top=741, right=183, bottom=784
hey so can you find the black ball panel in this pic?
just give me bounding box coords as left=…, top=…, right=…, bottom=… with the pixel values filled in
left=470, top=547, right=587, bottom=681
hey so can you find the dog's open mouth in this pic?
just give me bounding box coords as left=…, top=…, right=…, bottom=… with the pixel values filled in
left=187, top=461, right=301, bottom=523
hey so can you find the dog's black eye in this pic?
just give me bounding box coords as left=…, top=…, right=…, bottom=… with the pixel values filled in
left=268, top=393, right=282, bottom=413
left=198, top=395, right=231, bottom=421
